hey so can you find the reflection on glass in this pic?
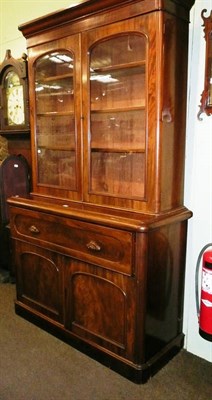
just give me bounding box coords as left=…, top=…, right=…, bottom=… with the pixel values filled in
left=35, top=51, right=76, bottom=189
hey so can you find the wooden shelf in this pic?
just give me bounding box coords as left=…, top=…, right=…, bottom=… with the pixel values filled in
left=38, top=72, right=74, bottom=82
left=37, top=111, right=74, bottom=116
left=91, top=148, right=146, bottom=153
left=38, top=145, right=75, bottom=151
left=92, top=60, right=146, bottom=73
left=91, top=106, right=145, bottom=113
left=36, top=92, right=73, bottom=98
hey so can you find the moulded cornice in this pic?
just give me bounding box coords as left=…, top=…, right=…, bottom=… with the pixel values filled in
left=18, top=0, right=195, bottom=39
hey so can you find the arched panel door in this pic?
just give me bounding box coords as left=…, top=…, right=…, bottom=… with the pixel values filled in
left=15, top=242, right=64, bottom=323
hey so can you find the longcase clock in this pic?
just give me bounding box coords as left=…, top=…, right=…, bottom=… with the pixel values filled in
left=0, top=50, right=30, bottom=135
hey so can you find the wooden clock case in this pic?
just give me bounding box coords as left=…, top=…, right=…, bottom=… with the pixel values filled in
left=0, top=50, right=30, bottom=135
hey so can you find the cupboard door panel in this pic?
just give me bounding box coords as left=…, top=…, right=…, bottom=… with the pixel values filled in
left=14, top=242, right=64, bottom=323
left=71, top=273, right=126, bottom=347
left=65, top=259, right=137, bottom=360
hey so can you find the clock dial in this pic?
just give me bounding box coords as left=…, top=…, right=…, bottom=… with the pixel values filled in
left=5, top=71, right=25, bottom=126
left=7, top=85, right=25, bottom=125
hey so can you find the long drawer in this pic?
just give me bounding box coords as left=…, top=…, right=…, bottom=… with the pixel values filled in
left=9, top=207, right=134, bottom=275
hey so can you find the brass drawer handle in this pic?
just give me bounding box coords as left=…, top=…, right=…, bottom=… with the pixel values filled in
left=86, top=240, right=101, bottom=252
left=29, top=225, right=40, bottom=234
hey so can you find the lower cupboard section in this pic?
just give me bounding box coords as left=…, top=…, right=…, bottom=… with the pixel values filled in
left=12, top=214, right=188, bottom=383
left=13, top=241, right=137, bottom=363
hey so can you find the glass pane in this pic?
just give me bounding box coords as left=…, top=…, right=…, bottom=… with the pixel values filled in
left=91, top=152, right=145, bottom=198
left=89, top=34, right=147, bottom=199
left=38, top=149, right=76, bottom=187
left=90, top=34, right=146, bottom=68
left=91, top=67, right=145, bottom=110
left=35, top=51, right=76, bottom=189
left=91, top=110, right=145, bottom=150
left=36, top=75, right=74, bottom=114
left=37, top=115, right=75, bottom=148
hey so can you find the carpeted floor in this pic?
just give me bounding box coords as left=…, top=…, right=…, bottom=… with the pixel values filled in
left=0, top=282, right=211, bottom=400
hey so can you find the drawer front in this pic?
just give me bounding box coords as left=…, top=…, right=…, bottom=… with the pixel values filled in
left=10, top=209, right=134, bottom=275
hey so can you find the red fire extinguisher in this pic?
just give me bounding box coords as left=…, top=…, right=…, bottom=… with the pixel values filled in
left=195, top=243, right=212, bottom=341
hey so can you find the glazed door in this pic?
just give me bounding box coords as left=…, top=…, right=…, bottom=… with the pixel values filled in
left=82, top=15, right=157, bottom=211
left=28, top=35, right=82, bottom=201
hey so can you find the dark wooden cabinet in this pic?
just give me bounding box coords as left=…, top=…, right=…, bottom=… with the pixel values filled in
left=8, top=0, right=195, bottom=383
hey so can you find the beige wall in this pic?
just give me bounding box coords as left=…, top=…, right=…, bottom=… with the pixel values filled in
left=0, top=1, right=77, bottom=59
